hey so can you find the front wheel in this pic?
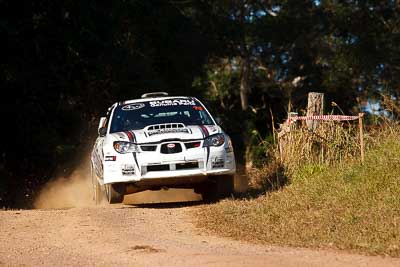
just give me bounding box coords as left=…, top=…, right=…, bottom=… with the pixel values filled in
left=105, top=183, right=125, bottom=204
left=91, top=163, right=103, bottom=205
left=201, top=175, right=234, bottom=202
left=94, top=179, right=103, bottom=205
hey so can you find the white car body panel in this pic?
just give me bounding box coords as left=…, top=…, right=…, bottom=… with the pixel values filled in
left=91, top=96, right=236, bottom=188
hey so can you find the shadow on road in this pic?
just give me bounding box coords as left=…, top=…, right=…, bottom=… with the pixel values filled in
left=120, top=169, right=289, bottom=209
left=122, top=200, right=203, bottom=209
left=121, top=188, right=203, bottom=209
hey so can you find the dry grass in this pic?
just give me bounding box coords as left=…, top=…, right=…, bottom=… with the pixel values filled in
left=279, top=120, right=362, bottom=175
left=196, top=124, right=400, bottom=257
left=247, top=160, right=287, bottom=192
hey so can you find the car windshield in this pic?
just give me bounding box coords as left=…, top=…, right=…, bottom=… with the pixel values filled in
left=109, top=98, right=215, bottom=133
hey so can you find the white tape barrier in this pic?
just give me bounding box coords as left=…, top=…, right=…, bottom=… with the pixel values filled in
left=287, top=114, right=363, bottom=125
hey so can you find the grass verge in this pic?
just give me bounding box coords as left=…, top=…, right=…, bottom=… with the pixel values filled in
left=195, top=130, right=400, bottom=256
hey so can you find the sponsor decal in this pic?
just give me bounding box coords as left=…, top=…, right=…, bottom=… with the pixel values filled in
left=105, top=156, right=116, bottom=161
left=122, top=164, right=135, bottom=175
left=193, top=106, right=203, bottom=111
left=167, top=143, right=176, bottom=148
left=149, top=99, right=196, bottom=107
left=122, top=103, right=145, bottom=111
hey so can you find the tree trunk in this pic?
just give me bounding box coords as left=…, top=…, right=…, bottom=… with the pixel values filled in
left=240, top=56, right=250, bottom=111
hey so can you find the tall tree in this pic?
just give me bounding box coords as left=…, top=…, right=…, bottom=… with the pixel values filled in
left=0, top=0, right=209, bottom=207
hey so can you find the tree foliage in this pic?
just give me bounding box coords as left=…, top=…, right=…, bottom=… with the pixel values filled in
left=1, top=0, right=399, bottom=207
left=0, top=0, right=209, bottom=207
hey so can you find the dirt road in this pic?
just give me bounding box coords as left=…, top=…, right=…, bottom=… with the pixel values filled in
left=1, top=194, right=400, bottom=267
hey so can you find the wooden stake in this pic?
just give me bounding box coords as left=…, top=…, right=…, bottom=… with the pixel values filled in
left=359, top=113, right=365, bottom=165
left=306, top=92, right=324, bottom=131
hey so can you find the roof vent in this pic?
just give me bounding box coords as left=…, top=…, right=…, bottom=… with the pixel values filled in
left=141, top=92, right=169, bottom=98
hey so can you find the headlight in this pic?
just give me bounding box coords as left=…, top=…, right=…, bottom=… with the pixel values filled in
left=203, top=134, right=225, bottom=147
left=113, top=141, right=140, bottom=153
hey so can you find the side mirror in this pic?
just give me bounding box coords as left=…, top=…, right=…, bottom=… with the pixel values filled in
left=98, top=117, right=107, bottom=130
left=215, top=117, right=222, bottom=125
left=98, top=127, right=107, bottom=137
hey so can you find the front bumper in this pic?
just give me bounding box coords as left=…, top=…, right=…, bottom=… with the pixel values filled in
left=102, top=146, right=235, bottom=184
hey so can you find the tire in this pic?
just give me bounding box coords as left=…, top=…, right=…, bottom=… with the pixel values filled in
left=94, top=180, right=103, bottom=205
left=91, top=163, right=103, bottom=205
left=105, top=183, right=125, bottom=204
left=201, top=175, right=234, bottom=202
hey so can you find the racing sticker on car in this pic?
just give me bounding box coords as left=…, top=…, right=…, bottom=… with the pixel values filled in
left=105, top=156, right=116, bottom=161
left=199, top=125, right=210, bottom=137
left=149, top=99, right=196, bottom=107
left=122, top=103, right=145, bottom=111
left=193, top=106, right=203, bottom=111
left=125, top=131, right=136, bottom=142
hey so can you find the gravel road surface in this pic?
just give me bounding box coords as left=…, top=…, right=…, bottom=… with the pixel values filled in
left=1, top=194, right=399, bottom=267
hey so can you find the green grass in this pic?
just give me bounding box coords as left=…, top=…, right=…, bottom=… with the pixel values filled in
left=196, top=132, right=400, bottom=256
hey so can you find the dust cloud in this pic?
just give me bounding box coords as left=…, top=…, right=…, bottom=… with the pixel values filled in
left=33, top=140, right=216, bottom=208
left=33, top=160, right=202, bottom=209
left=33, top=160, right=247, bottom=208
left=34, top=165, right=94, bottom=209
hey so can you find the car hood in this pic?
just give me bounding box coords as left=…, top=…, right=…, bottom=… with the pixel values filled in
left=108, top=125, right=221, bottom=144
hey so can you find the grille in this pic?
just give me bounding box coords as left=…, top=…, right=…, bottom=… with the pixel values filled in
left=140, top=145, right=157, bottom=151
left=184, top=142, right=201, bottom=149
left=161, top=143, right=182, bottom=154
left=147, top=164, right=170, bottom=172
left=176, top=162, right=199, bottom=170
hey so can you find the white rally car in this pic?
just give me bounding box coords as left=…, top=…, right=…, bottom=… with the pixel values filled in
left=90, top=92, right=236, bottom=203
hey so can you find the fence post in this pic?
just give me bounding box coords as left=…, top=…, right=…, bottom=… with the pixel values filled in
left=359, top=113, right=365, bottom=165
left=307, top=92, right=324, bottom=131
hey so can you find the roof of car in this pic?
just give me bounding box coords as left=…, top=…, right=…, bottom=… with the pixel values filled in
left=117, top=96, right=197, bottom=105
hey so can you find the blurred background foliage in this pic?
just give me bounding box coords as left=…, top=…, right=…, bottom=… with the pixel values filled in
left=1, top=0, right=399, bottom=207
